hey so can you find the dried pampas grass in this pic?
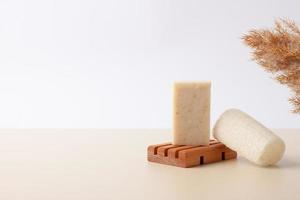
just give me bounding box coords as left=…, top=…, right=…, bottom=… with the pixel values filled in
left=243, top=19, right=300, bottom=113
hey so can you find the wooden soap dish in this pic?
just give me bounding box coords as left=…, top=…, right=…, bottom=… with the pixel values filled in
left=147, top=140, right=237, bottom=168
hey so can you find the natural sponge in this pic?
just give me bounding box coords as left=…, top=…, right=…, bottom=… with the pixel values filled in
left=213, top=109, right=285, bottom=166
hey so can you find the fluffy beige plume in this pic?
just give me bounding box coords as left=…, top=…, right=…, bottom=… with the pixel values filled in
left=243, top=19, right=300, bottom=113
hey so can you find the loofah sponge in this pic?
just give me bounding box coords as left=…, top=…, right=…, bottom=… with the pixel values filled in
left=213, top=109, right=285, bottom=166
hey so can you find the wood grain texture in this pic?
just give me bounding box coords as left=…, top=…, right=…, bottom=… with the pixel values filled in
left=147, top=140, right=237, bottom=168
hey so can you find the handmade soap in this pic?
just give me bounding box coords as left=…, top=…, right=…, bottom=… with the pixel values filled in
left=213, top=109, right=285, bottom=166
left=173, top=82, right=211, bottom=146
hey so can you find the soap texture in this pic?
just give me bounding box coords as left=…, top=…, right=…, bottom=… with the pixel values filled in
left=213, top=109, right=285, bottom=166
left=173, top=82, right=210, bottom=146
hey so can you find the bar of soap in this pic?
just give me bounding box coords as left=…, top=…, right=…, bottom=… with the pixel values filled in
left=173, top=82, right=211, bottom=146
left=213, top=109, right=285, bottom=166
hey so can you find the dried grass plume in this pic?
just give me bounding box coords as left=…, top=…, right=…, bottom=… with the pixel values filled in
left=242, top=19, right=300, bottom=113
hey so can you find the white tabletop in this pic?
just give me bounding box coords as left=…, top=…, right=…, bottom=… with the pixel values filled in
left=0, top=129, right=299, bottom=200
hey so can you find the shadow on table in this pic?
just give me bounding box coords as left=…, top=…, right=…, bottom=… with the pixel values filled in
left=236, top=156, right=300, bottom=169
left=275, top=157, right=300, bottom=169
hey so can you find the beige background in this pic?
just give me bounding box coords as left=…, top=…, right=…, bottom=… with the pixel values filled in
left=0, top=129, right=299, bottom=200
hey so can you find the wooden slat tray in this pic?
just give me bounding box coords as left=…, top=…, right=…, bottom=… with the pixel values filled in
left=147, top=140, right=237, bottom=168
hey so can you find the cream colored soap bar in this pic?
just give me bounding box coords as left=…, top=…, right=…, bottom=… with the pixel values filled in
left=173, top=82, right=211, bottom=146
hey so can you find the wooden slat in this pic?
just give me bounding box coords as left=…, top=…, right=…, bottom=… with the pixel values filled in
left=157, top=145, right=183, bottom=156
left=168, top=145, right=199, bottom=159
left=147, top=143, right=171, bottom=155
left=147, top=140, right=237, bottom=168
